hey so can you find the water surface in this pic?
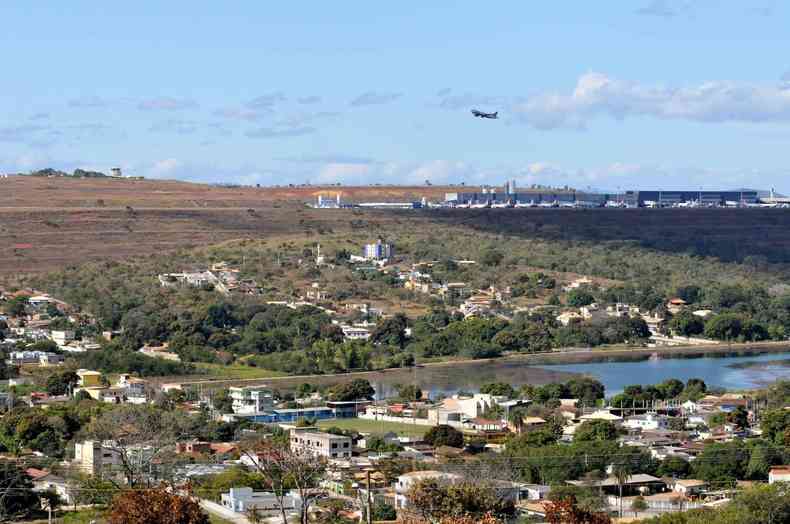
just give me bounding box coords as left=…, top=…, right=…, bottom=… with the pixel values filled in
left=538, top=352, right=790, bottom=396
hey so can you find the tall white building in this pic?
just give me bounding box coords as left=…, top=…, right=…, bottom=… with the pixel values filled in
left=363, top=239, right=393, bottom=261
left=229, top=386, right=274, bottom=414
left=290, top=429, right=352, bottom=459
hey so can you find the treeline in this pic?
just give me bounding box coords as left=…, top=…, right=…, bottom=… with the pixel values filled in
left=21, top=167, right=108, bottom=178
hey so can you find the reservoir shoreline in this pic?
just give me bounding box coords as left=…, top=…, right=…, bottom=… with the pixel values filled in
left=172, top=340, right=790, bottom=392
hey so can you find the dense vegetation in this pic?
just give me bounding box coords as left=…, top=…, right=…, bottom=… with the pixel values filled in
left=13, top=221, right=790, bottom=377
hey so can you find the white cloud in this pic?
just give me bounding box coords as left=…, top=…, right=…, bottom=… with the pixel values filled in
left=138, top=97, right=199, bottom=111
left=512, top=72, right=790, bottom=129
left=214, top=107, right=270, bottom=121
left=149, top=158, right=183, bottom=177
left=247, top=92, right=287, bottom=109
left=635, top=0, right=682, bottom=18
left=315, top=163, right=373, bottom=184
left=297, top=96, right=322, bottom=105
left=350, top=91, right=402, bottom=107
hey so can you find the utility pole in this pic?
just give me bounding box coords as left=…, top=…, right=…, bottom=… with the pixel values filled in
left=366, top=470, right=373, bottom=524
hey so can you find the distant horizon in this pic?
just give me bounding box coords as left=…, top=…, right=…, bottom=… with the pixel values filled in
left=2, top=3, right=789, bottom=192
left=5, top=171, right=784, bottom=196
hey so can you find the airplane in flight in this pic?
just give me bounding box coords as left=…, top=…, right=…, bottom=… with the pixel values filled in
left=471, top=109, right=498, bottom=119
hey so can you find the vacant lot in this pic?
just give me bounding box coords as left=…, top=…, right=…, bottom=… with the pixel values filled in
left=317, top=417, right=429, bottom=437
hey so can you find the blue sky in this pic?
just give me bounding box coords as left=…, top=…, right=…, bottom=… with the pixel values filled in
left=2, top=1, right=790, bottom=191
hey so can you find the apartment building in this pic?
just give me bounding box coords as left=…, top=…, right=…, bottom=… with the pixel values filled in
left=289, top=429, right=352, bottom=459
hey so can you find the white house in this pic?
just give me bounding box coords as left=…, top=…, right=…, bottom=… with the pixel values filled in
left=26, top=468, right=72, bottom=505
left=395, top=471, right=461, bottom=509
left=221, top=487, right=302, bottom=516
left=672, top=479, right=708, bottom=496
left=623, top=414, right=668, bottom=431
left=51, top=330, right=74, bottom=345
left=229, top=386, right=274, bottom=414
left=290, top=429, right=352, bottom=459
left=769, top=466, right=790, bottom=484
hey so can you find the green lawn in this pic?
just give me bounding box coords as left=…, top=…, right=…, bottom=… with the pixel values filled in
left=317, top=417, right=429, bottom=437
left=196, top=362, right=285, bottom=379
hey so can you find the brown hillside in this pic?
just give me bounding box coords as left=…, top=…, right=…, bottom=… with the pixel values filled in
left=2, top=176, right=790, bottom=277
left=0, top=176, right=463, bottom=208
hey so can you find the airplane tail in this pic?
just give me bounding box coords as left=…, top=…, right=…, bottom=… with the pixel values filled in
left=494, top=112, right=498, bottom=118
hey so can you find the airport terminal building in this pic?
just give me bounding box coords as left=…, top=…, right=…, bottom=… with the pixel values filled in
left=445, top=188, right=758, bottom=207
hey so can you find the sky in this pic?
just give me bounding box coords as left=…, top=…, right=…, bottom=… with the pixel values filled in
left=1, top=1, right=790, bottom=191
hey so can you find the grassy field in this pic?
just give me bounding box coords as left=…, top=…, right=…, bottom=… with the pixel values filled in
left=317, top=417, right=430, bottom=437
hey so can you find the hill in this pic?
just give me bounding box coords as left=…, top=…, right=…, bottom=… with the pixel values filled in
left=2, top=176, right=790, bottom=278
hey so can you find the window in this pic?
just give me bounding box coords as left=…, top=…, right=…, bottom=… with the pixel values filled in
left=331, top=453, right=337, bottom=458
left=343, top=442, right=349, bottom=448
left=331, top=443, right=337, bottom=449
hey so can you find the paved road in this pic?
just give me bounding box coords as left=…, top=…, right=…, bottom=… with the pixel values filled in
left=199, top=499, right=250, bottom=524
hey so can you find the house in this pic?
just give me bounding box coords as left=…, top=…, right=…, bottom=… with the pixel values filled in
left=229, top=386, right=274, bottom=414
left=579, top=410, right=623, bottom=424
left=521, top=484, right=551, bottom=501
left=340, top=324, right=372, bottom=341
left=139, top=343, right=181, bottom=361
left=73, top=440, right=122, bottom=475
left=116, top=374, right=148, bottom=403
left=581, top=303, right=607, bottom=322
left=769, top=466, right=790, bottom=484
left=6, top=351, right=63, bottom=366
left=26, top=468, right=72, bottom=505
left=76, top=369, right=103, bottom=388
left=221, top=487, right=302, bottom=516
left=672, top=479, right=708, bottom=496
left=73, top=369, right=113, bottom=400
left=51, top=330, right=75, bottom=345
left=464, top=417, right=504, bottom=432
left=562, top=277, right=593, bottom=292
left=623, top=414, right=668, bottom=431
left=395, top=471, right=462, bottom=509
left=666, top=298, right=687, bottom=314
left=556, top=311, right=583, bottom=326
left=567, top=474, right=665, bottom=496
left=290, top=429, right=352, bottom=459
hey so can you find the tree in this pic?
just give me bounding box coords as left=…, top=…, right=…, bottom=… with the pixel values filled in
left=45, top=370, right=79, bottom=396
left=4, top=296, right=28, bottom=318
left=631, top=495, right=648, bottom=517
left=574, top=420, right=619, bottom=443
left=239, top=439, right=326, bottom=524
left=657, top=455, right=691, bottom=478
left=396, top=384, right=423, bottom=402
left=109, top=487, right=209, bottom=524
left=423, top=425, right=464, bottom=448
left=545, top=496, right=611, bottom=524
left=328, top=379, right=375, bottom=401
left=481, top=249, right=504, bottom=267
left=567, top=290, right=595, bottom=307
left=479, top=382, right=516, bottom=398
left=691, top=441, right=745, bottom=483
left=761, top=410, right=790, bottom=444
left=370, top=313, right=408, bottom=348
left=727, top=405, right=749, bottom=429
left=84, top=405, right=189, bottom=487
left=704, top=313, right=742, bottom=341
left=613, top=464, right=631, bottom=518
left=669, top=310, right=704, bottom=337
left=0, top=461, right=40, bottom=521
left=406, top=479, right=515, bottom=522
left=371, top=501, right=397, bottom=521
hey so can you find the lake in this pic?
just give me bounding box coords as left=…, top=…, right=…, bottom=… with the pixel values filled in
left=537, top=352, right=790, bottom=396
left=368, top=351, right=790, bottom=399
